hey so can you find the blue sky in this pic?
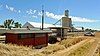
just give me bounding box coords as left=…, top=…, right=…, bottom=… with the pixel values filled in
left=0, top=0, right=100, bottom=30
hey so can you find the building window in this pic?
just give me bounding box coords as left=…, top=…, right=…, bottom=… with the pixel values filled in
left=18, top=33, right=34, bottom=39
left=35, top=33, right=46, bottom=38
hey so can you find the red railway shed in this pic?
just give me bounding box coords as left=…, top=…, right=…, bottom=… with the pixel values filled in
left=0, top=28, right=52, bottom=47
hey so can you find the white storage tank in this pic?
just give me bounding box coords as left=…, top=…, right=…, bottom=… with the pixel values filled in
left=62, top=10, right=72, bottom=28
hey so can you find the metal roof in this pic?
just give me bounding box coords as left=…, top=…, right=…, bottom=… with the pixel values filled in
left=22, top=21, right=62, bottom=28
left=0, top=28, right=52, bottom=33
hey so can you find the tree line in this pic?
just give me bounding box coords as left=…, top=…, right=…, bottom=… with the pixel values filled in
left=0, top=19, right=22, bottom=28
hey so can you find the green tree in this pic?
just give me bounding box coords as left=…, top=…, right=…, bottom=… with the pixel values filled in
left=0, top=25, right=4, bottom=28
left=2, top=19, right=22, bottom=28
left=3, top=19, right=14, bottom=28
left=85, top=28, right=95, bottom=32
left=14, top=22, right=22, bottom=28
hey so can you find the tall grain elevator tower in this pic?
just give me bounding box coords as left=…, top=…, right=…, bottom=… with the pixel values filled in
left=62, top=10, right=72, bottom=28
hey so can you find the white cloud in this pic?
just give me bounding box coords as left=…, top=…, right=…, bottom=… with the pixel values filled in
left=18, top=10, right=21, bottom=13
left=45, top=11, right=99, bottom=22
left=32, top=15, right=37, bottom=18
left=6, top=5, right=9, bottom=9
left=33, top=10, right=36, bottom=13
left=38, top=11, right=42, bottom=16
left=5, top=5, right=21, bottom=13
left=45, top=11, right=64, bottom=20
left=6, top=5, right=16, bottom=12
left=69, top=16, right=99, bottom=22
left=26, top=9, right=33, bottom=14
left=9, top=7, right=14, bottom=11
left=26, top=9, right=36, bottom=14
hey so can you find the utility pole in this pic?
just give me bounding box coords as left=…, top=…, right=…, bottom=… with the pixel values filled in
left=42, top=5, right=44, bottom=30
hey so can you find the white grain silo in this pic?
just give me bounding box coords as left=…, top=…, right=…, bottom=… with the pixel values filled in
left=62, top=10, right=72, bottom=28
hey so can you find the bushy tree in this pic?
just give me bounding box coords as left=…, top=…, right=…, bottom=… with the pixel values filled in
left=14, top=22, right=22, bottom=28
left=0, top=25, right=4, bottom=28
left=4, top=19, right=14, bottom=28
left=2, top=19, right=22, bottom=28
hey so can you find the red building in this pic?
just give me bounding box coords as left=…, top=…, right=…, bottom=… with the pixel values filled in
left=0, top=28, right=52, bottom=48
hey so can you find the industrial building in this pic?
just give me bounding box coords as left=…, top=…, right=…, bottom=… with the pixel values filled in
left=22, top=10, right=72, bottom=37
left=23, top=10, right=72, bottom=28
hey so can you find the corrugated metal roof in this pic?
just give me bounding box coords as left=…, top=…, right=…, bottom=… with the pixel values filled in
left=25, top=21, right=62, bottom=28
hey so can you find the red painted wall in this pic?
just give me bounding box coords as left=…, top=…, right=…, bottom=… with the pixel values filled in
left=6, top=33, right=48, bottom=47
left=34, top=33, right=48, bottom=46
left=16, top=34, right=35, bottom=46
left=34, top=37, right=47, bottom=46
left=6, top=33, right=17, bottom=44
left=17, top=38, right=35, bottom=46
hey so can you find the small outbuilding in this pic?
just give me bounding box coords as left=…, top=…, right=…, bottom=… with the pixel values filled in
left=0, top=28, right=52, bottom=47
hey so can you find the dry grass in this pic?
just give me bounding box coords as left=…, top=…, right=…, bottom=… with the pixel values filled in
left=0, top=42, right=66, bottom=56
left=59, top=38, right=86, bottom=48
left=67, top=40, right=94, bottom=56
left=0, top=38, right=87, bottom=56
left=37, top=38, right=86, bottom=56
left=41, top=44, right=65, bottom=54
left=0, top=43, right=36, bottom=56
left=96, top=41, right=100, bottom=56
